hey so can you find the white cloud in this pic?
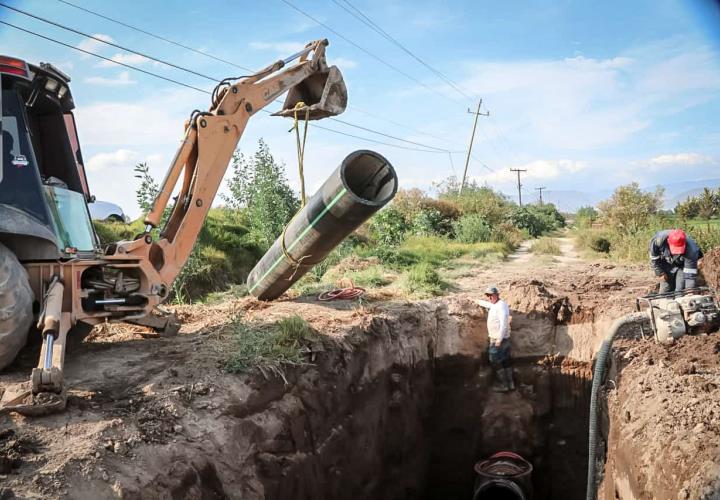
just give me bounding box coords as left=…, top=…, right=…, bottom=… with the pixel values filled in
left=249, top=41, right=307, bottom=54
left=97, top=53, right=151, bottom=68
left=649, top=153, right=714, bottom=167
left=475, top=159, right=588, bottom=184
left=453, top=41, right=720, bottom=155
left=84, top=71, right=136, bottom=86
left=76, top=34, right=114, bottom=58
left=86, top=149, right=139, bottom=172
left=333, top=57, right=358, bottom=69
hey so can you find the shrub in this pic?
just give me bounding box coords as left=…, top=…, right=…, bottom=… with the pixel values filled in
left=508, top=206, right=546, bottom=237
left=491, top=222, right=525, bottom=247
left=410, top=208, right=453, bottom=237
left=453, top=213, right=492, bottom=243
left=368, top=206, right=409, bottom=246
left=575, top=206, right=598, bottom=228
left=589, top=235, right=612, bottom=253
left=597, top=182, right=664, bottom=234
left=435, top=177, right=513, bottom=226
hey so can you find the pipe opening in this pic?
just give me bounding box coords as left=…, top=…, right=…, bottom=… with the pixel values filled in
left=340, top=150, right=397, bottom=206
left=474, top=481, right=527, bottom=500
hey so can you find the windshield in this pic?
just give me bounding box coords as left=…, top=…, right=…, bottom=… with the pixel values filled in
left=44, top=185, right=96, bottom=252
left=1, top=78, right=51, bottom=224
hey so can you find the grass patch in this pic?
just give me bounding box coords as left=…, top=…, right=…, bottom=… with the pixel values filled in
left=225, top=314, right=317, bottom=378
left=530, top=237, right=562, bottom=255
left=401, top=262, right=447, bottom=297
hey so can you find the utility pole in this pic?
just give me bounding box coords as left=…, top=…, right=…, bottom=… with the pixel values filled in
left=510, top=169, right=527, bottom=206
left=535, top=186, right=546, bottom=206
left=460, top=99, right=489, bottom=193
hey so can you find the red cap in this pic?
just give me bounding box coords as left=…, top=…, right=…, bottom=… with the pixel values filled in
left=668, top=229, right=686, bottom=255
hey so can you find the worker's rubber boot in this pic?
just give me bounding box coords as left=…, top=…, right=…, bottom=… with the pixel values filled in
left=492, top=369, right=509, bottom=392
left=504, top=367, right=516, bottom=391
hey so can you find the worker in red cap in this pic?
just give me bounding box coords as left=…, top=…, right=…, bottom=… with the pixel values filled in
left=649, top=229, right=703, bottom=294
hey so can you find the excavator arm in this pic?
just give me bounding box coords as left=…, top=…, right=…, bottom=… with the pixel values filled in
left=130, top=39, right=346, bottom=287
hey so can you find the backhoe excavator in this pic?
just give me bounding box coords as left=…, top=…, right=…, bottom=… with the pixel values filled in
left=0, top=39, right=347, bottom=415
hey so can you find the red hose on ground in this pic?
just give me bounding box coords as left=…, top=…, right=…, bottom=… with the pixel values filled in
left=317, top=280, right=365, bottom=301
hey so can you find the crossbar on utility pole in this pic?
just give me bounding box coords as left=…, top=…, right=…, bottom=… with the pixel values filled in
left=535, top=186, right=546, bottom=206
left=510, top=169, right=527, bottom=206
left=460, top=99, right=489, bottom=193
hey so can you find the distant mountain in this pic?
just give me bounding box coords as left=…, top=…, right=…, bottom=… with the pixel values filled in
left=513, top=178, right=720, bottom=213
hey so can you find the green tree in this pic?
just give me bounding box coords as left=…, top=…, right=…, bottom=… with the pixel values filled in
left=575, top=206, right=598, bottom=228
left=224, top=139, right=299, bottom=251
left=597, top=182, right=664, bottom=234
left=675, top=197, right=700, bottom=219
left=452, top=213, right=492, bottom=243
left=696, top=187, right=719, bottom=219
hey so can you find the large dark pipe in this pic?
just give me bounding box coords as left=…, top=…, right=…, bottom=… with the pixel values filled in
left=247, top=150, right=397, bottom=300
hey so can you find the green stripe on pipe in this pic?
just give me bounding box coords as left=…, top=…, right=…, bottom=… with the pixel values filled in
left=249, top=187, right=348, bottom=294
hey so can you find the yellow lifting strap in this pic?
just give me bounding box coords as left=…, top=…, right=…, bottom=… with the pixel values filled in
left=280, top=101, right=312, bottom=274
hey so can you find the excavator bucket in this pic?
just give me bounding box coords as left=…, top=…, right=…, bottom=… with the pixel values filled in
left=273, top=65, right=347, bottom=120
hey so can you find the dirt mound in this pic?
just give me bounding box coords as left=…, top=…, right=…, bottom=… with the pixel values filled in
left=602, top=335, right=720, bottom=499
left=700, top=247, right=720, bottom=291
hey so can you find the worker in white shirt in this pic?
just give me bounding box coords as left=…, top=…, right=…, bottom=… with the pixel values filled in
left=477, top=285, right=514, bottom=392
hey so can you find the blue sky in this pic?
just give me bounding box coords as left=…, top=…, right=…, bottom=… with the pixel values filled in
left=2, top=0, right=720, bottom=216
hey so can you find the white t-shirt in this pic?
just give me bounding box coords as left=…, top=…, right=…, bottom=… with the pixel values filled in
left=477, top=298, right=510, bottom=341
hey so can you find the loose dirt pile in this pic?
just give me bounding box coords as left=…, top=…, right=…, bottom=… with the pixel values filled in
left=701, top=247, right=720, bottom=292
left=602, top=336, right=720, bottom=499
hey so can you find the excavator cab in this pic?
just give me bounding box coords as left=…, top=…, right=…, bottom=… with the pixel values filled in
left=0, top=55, right=97, bottom=263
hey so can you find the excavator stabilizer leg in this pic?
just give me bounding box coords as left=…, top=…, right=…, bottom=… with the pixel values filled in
left=0, top=279, right=69, bottom=416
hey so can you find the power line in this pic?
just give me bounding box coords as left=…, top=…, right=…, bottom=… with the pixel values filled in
left=0, top=2, right=225, bottom=83
left=2, top=20, right=456, bottom=155
left=331, top=0, right=474, bottom=102
left=327, top=117, right=451, bottom=152
left=56, top=0, right=254, bottom=72
left=277, top=0, right=461, bottom=104
left=50, top=0, right=463, bottom=153
left=535, top=186, right=546, bottom=206
left=0, top=20, right=211, bottom=94
left=54, top=0, right=460, bottom=145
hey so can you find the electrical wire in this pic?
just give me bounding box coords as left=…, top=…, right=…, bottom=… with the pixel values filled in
left=4, top=20, right=457, bottom=154
left=55, top=0, right=254, bottom=72
left=49, top=0, right=464, bottom=153
left=277, top=0, right=462, bottom=104
left=332, top=0, right=475, bottom=102
left=0, top=20, right=211, bottom=94
left=0, top=2, right=224, bottom=83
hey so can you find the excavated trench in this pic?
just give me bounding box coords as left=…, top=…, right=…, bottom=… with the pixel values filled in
left=240, top=297, right=599, bottom=500
left=8, top=283, right=681, bottom=500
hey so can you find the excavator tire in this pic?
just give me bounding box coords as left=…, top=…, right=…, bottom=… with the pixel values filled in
left=0, top=243, right=34, bottom=371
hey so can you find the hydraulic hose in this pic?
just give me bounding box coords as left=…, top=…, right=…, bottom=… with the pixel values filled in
left=586, top=311, right=649, bottom=500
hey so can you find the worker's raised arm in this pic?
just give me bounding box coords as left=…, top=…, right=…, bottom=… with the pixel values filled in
left=116, top=40, right=346, bottom=291
left=476, top=299, right=493, bottom=309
